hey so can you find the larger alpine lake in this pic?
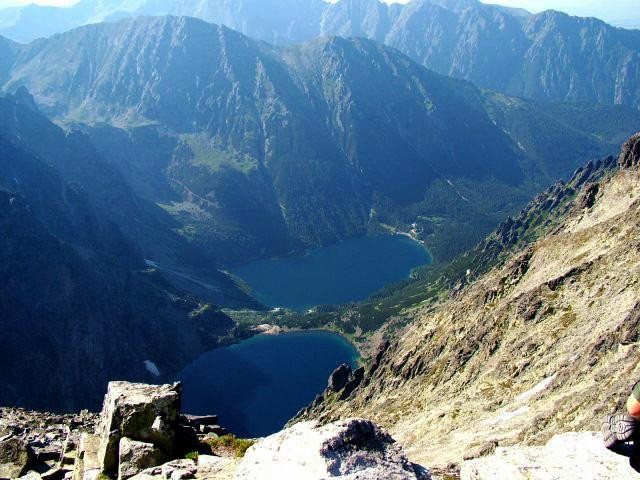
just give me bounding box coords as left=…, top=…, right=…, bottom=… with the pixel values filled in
left=230, top=234, right=431, bottom=311
left=178, top=331, right=359, bottom=437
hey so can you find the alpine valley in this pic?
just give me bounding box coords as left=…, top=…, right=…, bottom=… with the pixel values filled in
left=0, top=1, right=639, bottom=479
left=1, top=16, right=638, bottom=266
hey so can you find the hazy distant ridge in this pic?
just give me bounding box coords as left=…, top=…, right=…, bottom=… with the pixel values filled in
left=0, top=0, right=639, bottom=110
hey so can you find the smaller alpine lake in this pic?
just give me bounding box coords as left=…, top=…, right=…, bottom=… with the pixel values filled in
left=178, top=330, right=359, bottom=438
left=230, top=234, right=431, bottom=311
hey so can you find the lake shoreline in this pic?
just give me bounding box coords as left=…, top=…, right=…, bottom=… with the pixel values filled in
left=164, top=232, right=427, bottom=435
left=250, top=324, right=363, bottom=363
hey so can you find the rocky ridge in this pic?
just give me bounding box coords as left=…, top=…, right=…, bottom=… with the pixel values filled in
left=1, top=381, right=426, bottom=480
left=295, top=133, right=640, bottom=473
left=0, top=0, right=638, bottom=111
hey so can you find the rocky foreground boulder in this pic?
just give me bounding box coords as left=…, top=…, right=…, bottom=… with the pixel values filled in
left=236, top=418, right=427, bottom=480
left=461, top=432, right=637, bottom=479
left=0, top=381, right=424, bottom=480
left=74, top=382, right=216, bottom=480
left=4, top=381, right=640, bottom=479
left=95, top=382, right=183, bottom=477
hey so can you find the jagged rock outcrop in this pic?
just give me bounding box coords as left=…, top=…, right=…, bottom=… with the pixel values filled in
left=0, top=407, right=97, bottom=480
left=460, top=432, right=636, bottom=479
left=620, top=133, right=640, bottom=169
left=236, top=418, right=428, bottom=480
left=327, top=365, right=365, bottom=400
left=94, top=382, right=183, bottom=478
left=576, top=182, right=599, bottom=209
left=295, top=134, right=640, bottom=469
left=73, top=382, right=203, bottom=480
left=299, top=365, right=367, bottom=417
left=61, top=382, right=423, bottom=480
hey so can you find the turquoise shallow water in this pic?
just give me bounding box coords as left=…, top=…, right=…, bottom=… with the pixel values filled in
left=230, top=235, right=431, bottom=311
left=178, top=330, right=359, bottom=438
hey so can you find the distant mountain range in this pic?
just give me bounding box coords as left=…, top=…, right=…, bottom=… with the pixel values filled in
left=1, top=16, right=637, bottom=264
left=0, top=0, right=638, bottom=110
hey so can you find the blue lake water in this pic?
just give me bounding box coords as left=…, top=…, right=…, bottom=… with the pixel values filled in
left=178, top=330, right=359, bottom=438
left=230, top=235, right=431, bottom=311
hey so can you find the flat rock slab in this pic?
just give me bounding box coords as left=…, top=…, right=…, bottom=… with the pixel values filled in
left=461, top=432, right=639, bottom=479
left=236, top=418, right=428, bottom=480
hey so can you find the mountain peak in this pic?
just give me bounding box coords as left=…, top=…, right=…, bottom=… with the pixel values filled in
left=418, top=0, right=478, bottom=13
left=0, top=0, right=638, bottom=110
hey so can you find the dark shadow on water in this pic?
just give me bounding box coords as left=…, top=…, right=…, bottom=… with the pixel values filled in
left=178, top=331, right=358, bottom=438
left=178, top=348, right=269, bottom=437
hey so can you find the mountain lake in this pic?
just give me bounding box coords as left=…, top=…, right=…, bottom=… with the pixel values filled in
left=178, top=330, right=359, bottom=437
left=230, top=234, right=431, bottom=311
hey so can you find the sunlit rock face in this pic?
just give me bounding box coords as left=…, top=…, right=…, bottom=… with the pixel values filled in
left=236, top=418, right=428, bottom=480
left=296, top=134, right=640, bottom=468
left=1, top=0, right=639, bottom=110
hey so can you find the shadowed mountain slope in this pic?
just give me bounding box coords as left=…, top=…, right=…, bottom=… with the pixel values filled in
left=0, top=89, right=255, bottom=307
left=0, top=135, right=236, bottom=412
